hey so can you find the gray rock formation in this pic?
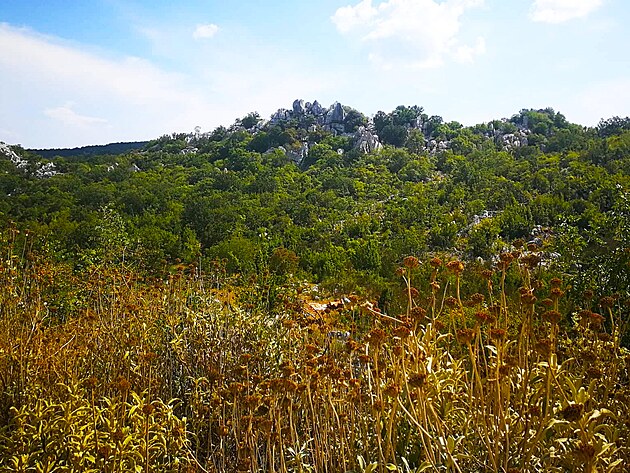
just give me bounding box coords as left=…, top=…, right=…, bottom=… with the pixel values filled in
left=309, top=100, right=324, bottom=116
left=354, top=126, right=383, bottom=153
left=326, top=102, right=345, bottom=124
left=292, top=99, right=306, bottom=115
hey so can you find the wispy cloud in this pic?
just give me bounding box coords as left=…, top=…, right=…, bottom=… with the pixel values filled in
left=0, top=22, right=336, bottom=147
left=530, top=0, right=603, bottom=23
left=331, top=0, right=485, bottom=69
left=193, top=23, right=219, bottom=39
left=44, top=104, right=108, bottom=128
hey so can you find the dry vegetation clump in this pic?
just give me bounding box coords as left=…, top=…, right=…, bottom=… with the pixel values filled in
left=0, top=232, right=629, bottom=472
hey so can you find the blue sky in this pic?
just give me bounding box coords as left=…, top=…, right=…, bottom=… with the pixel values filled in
left=1, top=0, right=628, bottom=148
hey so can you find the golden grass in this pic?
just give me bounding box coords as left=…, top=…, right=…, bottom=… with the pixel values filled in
left=1, top=236, right=628, bottom=472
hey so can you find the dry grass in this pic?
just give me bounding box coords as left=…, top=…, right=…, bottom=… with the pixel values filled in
left=1, top=232, right=629, bottom=472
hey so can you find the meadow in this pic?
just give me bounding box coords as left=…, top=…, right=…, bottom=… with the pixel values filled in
left=1, top=228, right=628, bottom=472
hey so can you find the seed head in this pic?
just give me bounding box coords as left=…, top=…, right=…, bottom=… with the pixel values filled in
left=403, top=256, right=420, bottom=269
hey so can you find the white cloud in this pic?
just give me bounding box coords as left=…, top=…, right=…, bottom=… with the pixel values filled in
left=193, top=23, right=219, bottom=39
left=454, top=36, right=486, bottom=64
left=331, top=0, right=485, bottom=69
left=0, top=23, right=218, bottom=146
left=0, top=23, right=336, bottom=148
left=44, top=104, right=108, bottom=128
left=530, top=0, right=603, bottom=23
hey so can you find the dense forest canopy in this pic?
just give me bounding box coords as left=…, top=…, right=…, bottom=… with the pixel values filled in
left=1, top=101, right=629, bottom=300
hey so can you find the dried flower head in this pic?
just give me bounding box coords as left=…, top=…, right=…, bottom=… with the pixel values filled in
left=446, top=260, right=465, bottom=275
left=408, top=372, right=427, bottom=388
left=410, top=306, right=427, bottom=321
left=542, top=310, right=562, bottom=324
left=383, top=382, right=401, bottom=398
left=429, top=256, right=442, bottom=268
left=560, top=403, right=583, bottom=422
left=403, top=256, right=420, bottom=269
left=456, top=328, right=475, bottom=345
left=445, top=296, right=458, bottom=308
left=541, top=298, right=554, bottom=308
left=489, top=328, right=507, bottom=341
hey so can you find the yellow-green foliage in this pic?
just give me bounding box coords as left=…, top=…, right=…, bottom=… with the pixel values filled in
left=0, top=234, right=629, bottom=472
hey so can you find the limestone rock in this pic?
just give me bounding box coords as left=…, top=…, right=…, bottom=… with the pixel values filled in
left=354, top=126, right=382, bottom=154
left=309, top=100, right=324, bottom=116
left=292, top=99, right=306, bottom=115
left=326, top=102, right=345, bottom=124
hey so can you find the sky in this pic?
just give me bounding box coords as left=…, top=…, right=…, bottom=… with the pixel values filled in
left=1, top=0, right=629, bottom=148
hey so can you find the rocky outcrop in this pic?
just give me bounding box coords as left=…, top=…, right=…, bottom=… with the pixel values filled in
left=1, top=142, right=59, bottom=178
left=0, top=142, right=27, bottom=169
left=354, top=126, right=382, bottom=154
left=292, top=99, right=306, bottom=115
left=325, top=102, right=345, bottom=124
left=269, top=100, right=353, bottom=132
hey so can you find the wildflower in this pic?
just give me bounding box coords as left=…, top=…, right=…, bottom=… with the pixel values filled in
left=403, top=256, right=420, bottom=269
left=393, top=326, right=411, bottom=339
left=599, top=296, right=615, bottom=308
left=367, top=328, right=387, bottom=345
left=470, top=293, right=485, bottom=305
left=410, top=306, right=427, bottom=321
left=489, top=328, right=507, bottom=341
left=550, top=287, right=564, bottom=299
left=456, top=328, right=475, bottom=345
left=116, top=377, right=131, bottom=393
left=585, top=367, right=603, bottom=379
left=520, top=253, right=541, bottom=268
left=597, top=333, right=612, bottom=342
left=142, top=403, right=155, bottom=415
left=430, top=257, right=442, bottom=268
left=445, top=296, right=458, bottom=308
left=559, top=403, right=583, bottom=422
left=446, top=260, right=464, bottom=275
left=474, top=311, right=490, bottom=324
left=383, top=382, right=401, bottom=398
left=573, top=442, right=596, bottom=463
left=481, top=269, right=494, bottom=280
left=112, top=429, right=124, bottom=443
left=535, top=338, right=552, bottom=357
left=408, top=372, right=427, bottom=388
left=549, top=277, right=562, bottom=288
left=520, top=290, right=537, bottom=305
left=499, top=252, right=514, bottom=264
left=583, top=289, right=594, bottom=300
left=588, top=312, right=605, bottom=329
left=541, top=298, right=554, bottom=308
left=84, top=376, right=98, bottom=389
left=542, top=310, right=562, bottom=324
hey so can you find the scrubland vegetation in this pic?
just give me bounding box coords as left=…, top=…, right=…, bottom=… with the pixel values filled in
left=0, top=106, right=629, bottom=471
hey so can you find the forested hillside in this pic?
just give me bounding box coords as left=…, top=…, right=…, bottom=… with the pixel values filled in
left=1, top=102, right=629, bottom=472
left=2, top=102, right=629, bottom=298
